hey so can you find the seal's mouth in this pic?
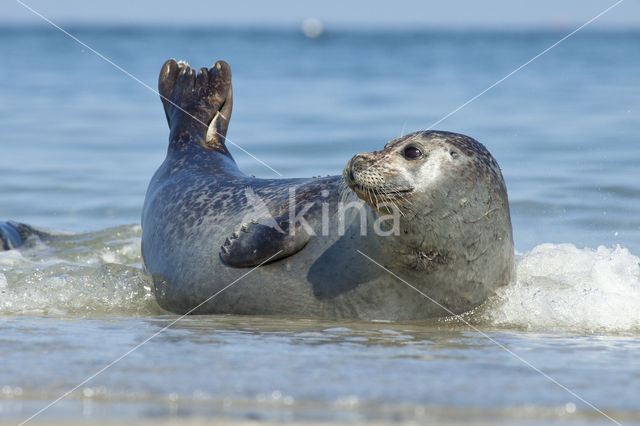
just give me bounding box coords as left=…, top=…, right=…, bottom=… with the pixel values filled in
left=351, top=183, right=414, bottom=199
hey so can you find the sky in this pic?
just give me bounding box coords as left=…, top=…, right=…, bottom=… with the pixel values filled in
left=2, top=0, right=639, bottom=29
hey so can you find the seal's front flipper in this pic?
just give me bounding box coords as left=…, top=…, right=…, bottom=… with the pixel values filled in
left=220, top=222, right=311, bottom=267
left=158, top=59, right=233, bottom=154
left=0, top=221, right=35, bottom=251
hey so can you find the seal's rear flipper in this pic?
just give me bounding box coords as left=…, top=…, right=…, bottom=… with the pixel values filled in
left=158, top=59, right=233, bottom=154
left=0, top=221, right=35, bottom=251
left=220, top=222, right=311, bottom=267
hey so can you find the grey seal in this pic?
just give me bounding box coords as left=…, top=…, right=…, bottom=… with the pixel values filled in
left=141, top=59, right=514, bottom=320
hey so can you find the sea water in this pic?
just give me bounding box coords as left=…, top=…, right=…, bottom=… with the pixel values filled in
left=0, top=27, right=639, bottom=424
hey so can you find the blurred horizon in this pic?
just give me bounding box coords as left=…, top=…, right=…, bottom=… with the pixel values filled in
left=2, top=23, right=640, bottom=33
left=3, top=0, right=639, bottom=30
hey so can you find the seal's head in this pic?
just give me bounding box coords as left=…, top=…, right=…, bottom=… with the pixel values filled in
left=344, top=130, right=508, bottom=219
left=344, top=130, right=513, bottom=292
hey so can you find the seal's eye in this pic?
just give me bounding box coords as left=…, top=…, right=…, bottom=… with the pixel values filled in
left=404, top=146, right=422, bottom=159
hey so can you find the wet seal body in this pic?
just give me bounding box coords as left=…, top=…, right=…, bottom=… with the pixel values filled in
left=142, top=59, right=514, bottom=320
left=0, top=221, right=37, bottom=251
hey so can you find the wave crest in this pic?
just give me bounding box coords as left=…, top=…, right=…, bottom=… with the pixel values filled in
left=482, top=244, right=640, bottom=333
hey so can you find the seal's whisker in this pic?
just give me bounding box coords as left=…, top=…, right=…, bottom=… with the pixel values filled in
left=338, top=180, right=356, bottom=205
left=392, top=189, right=414, bottom=207
left=384, top=189, right=406, bottom=217
left=373, top=188, right=381, bottom=208
left=390, top=191, right=406, bottom=217
left=389, top=198, right=404, bottom=217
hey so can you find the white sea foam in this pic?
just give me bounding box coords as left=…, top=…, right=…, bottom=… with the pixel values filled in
left=0, top=248, right=27, bottom=267
left=483, top=243, right=640, bottom=333
left=0, top=225, right=162, bottom=316
left=0, top=263, right=160, bottom=316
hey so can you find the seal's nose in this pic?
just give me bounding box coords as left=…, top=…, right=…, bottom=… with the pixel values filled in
left=348, top=154, right=367, bottom=181
left=351, top=154, right=367, bottom=167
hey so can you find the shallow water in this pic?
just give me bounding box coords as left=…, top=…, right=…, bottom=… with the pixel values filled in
left=1, top=27, right=640, bottom=424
